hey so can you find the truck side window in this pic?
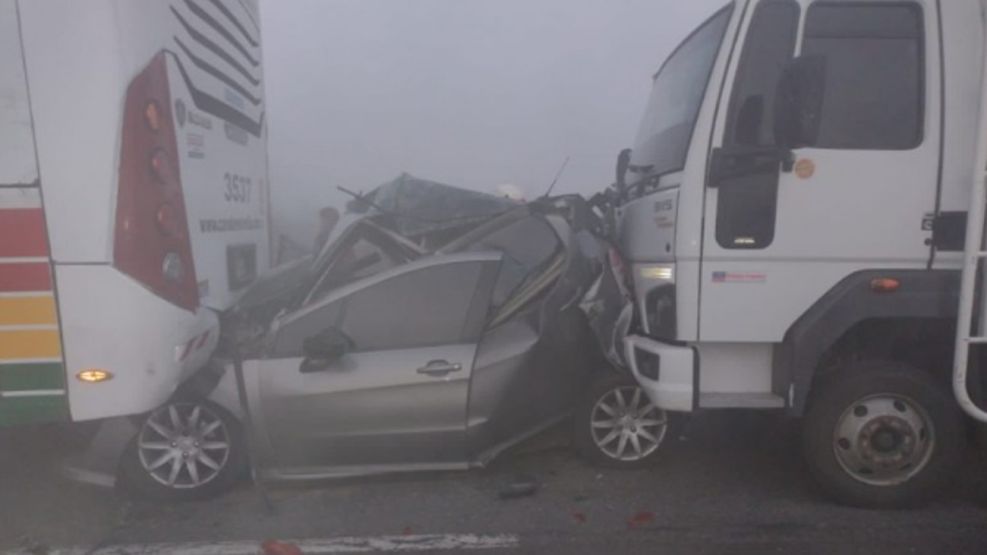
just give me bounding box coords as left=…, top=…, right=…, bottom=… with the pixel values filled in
left=802, top=3, right=924, bottom=150
left=725, top=0, right=800, bottom=147
left=716, top=0, right=800, bottom=250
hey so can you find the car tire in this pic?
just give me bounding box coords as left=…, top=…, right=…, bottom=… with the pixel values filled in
left=573, top=372, right=671, bottom=469
left=802, top=360, right=963, bottom=509
left=119, top=398, right=247, bottom=501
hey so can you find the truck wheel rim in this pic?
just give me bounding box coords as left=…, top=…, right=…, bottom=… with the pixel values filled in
left=591, top=385, right=667, bottom=461
left=832, top=394, right=935, bottom=487
left=137, top=402, right=231, bottom=489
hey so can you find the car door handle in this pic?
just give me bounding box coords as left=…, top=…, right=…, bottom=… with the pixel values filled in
left=416, top=360, right=462, bottom=377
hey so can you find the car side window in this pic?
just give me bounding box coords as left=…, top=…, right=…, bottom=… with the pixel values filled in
left=307, top=231, right=407, bottom=303
left=801, top=2, right=924, bottom=150
left=275, top=261, right=489, bottom=357
left=272, top=301, right=344, bottom=357
left=339, top=261, right=486, bottom=351
left=466, top=217, right=561, bottom=307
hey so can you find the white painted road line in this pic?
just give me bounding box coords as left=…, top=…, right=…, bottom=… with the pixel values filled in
left=5, top=534, right=521, bottom=554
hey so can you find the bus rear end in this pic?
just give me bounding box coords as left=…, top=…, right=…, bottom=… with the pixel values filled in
left=2, top=0, right=270, bottom=425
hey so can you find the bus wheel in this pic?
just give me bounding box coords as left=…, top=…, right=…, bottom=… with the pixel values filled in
left=120, top=399, right=247, bottom=501
left=573, top=373, right=671, bottom=469
left=802, top=361, right=963, bottom=508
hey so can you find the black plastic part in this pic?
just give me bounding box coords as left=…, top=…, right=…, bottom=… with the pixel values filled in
left=932, top=211, right=967, bottom=252
left=778, top=269, right=960, bottom=416
left=173, top=360, right=225, bottom=400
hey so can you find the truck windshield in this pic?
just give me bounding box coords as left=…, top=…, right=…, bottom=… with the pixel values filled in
left=630, top=6, right=732, bottom=181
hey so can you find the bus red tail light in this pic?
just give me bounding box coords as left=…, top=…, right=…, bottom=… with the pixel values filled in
left=155, top=203, right=181, bottom=237
left=149, top=148, right=174, bottom=184
left=113, top=53, right=198, bottom=311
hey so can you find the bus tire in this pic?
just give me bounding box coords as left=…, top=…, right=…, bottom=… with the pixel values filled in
left=802, top=360, right=963, bottom=508
left=119, top=398, right=247, bottom=501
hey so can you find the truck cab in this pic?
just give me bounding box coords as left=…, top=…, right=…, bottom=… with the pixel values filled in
left=617, top=0, right=986, bottom=507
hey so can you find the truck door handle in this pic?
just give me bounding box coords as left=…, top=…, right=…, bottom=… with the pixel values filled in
left=417, top=360, right=462, bottom=377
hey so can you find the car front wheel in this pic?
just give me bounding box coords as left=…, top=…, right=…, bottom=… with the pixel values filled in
left=120, top=399, right=247, bottom=501
left=574, top=373, right=670, bottom=468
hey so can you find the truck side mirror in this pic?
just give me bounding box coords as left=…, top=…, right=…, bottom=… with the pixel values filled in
left=300, top=326, right=353, bottom=372
left=773, top=55, right=827, bottom=150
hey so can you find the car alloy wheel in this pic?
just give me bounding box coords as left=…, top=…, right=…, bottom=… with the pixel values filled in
left=137, top=402, right=232, bottom=489
left=590, top=385, right=668, bottom=462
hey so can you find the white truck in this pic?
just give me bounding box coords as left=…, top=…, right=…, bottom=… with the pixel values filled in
left=614, top=0, right=987, bottom=508
left=0, top=0, right=271, bottom=426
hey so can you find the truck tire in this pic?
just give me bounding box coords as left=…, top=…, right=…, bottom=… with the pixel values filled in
left=802, top=361, right=963, bottom=508
left=573, top=372, right=670, bottom=469
left=119, top=399, right=247, bottom=501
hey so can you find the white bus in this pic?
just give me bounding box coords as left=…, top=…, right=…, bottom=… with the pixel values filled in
left=0, top=0, right=271, bottom=426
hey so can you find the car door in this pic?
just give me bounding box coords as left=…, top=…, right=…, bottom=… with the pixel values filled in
left=457, top=212, right=596, bottom=457
left=243, top=252, right=501, bottom=475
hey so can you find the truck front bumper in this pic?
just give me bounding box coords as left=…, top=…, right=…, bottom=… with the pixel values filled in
left=623, top=335, right=695, bottom=412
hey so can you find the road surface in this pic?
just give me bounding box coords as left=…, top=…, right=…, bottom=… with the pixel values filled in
left=2, top=412, right=985, bottom=554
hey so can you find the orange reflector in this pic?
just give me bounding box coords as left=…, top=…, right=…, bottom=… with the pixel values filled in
left=870, top=278, right=900, bottom=293
left=144, top=100, right=161, bottom=132
left=76, top=369, right=113, bottom=383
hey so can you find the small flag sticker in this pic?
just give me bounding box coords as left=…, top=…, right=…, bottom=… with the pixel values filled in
left=711, top=271, right=766, bottom=284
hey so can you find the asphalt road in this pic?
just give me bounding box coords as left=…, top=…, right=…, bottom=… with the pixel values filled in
left=2, top=412, right=986, bottom=554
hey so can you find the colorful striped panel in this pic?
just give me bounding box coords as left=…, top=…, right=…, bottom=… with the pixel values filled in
left=0, top=208, right=48, bottom=257
left=0, top=262, right=52, bottom=292
left=0, top=188, right=67, bottom=426
left=0, top=362, right=65, bottom=391
left=0, top=329, right=61, bottom=360
left=0, top=295, right=57, bottom=326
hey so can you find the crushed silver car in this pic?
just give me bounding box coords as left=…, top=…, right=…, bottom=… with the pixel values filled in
left=108, top=180, right=669, bottom=499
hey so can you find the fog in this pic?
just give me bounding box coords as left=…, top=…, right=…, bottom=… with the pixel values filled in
left=260, top=0, right=724, bottom=244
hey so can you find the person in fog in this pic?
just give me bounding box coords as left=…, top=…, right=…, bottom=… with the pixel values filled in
left=314, top=206, right=340, bottom=252
left=493, top=183, right=526, bottom=203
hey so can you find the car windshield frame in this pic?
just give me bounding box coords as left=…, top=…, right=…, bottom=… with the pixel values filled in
left=299, top=219, right=426, bottom=308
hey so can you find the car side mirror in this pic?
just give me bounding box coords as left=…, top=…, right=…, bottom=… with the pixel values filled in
left=300, top=326, right=353, bottom=372
left=773, top=55, right=826, bottom=150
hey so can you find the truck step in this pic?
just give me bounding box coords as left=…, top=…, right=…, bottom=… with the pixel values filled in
left=699, top=392, right=786, bottom=409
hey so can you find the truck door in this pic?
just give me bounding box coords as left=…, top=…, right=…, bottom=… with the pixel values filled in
left=700, top=0, right=939, bottom=343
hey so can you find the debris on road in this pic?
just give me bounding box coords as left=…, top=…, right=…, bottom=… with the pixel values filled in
left=498, top=475, right=539, bottom=500
left=627, top=511, right=655, bottom=529
left=261, top=539, right=303, bottom=555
